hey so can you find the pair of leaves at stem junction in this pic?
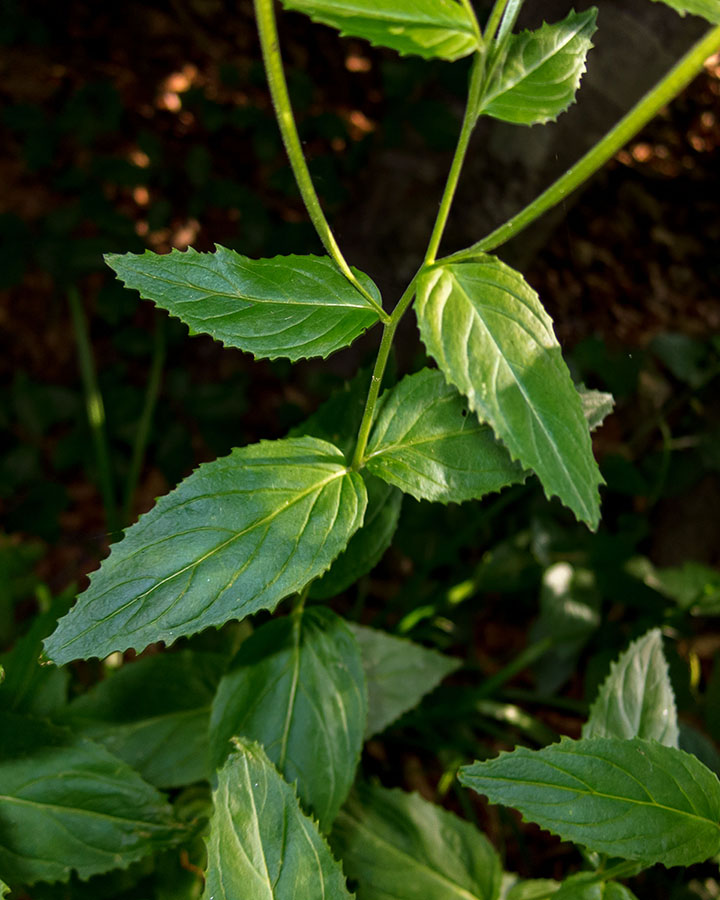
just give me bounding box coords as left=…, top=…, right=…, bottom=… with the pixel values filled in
left=44, top=362, right=610, bottom=664
left=282, top=1, right=598, bottom=127
left=651, top=0, right=720, bottom=23
left=460, top=629, right=720, bottom=869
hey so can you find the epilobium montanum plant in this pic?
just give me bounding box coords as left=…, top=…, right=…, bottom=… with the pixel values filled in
left=2, top=0, right=719, bottom=897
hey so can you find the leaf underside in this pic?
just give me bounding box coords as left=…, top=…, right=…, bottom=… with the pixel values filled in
left=45, top=436, right=367, bottom=665
left=365, top=367, right=526, bottom=504
left=583, top=628, right=679, bottom=747
left=349, top=622, right=460, bottom=739
left=416, top=256, right=602, bottom=527
left=331, top=781, right=502, bottom=900
left=480, top=8, right=598, bottom=125
left=203, top=739, right=353, bottom=899
left=460, top=736, right=720, bottom=868
left=650, top=0, right=720, bottom=23
left=0, top=712, right=179, bottom=886
left=209, top=607, right=366, bottom=832
left=106, top=248, right=381, bottom=361
left=280, top=0, right=480, bottom=61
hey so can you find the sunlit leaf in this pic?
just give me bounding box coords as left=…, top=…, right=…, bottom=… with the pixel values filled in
left=203, top=738, right=352, bottom=899
left=416, top=257, right=602, bottom=527
left=650, top=0, right=720, bottom=23
left=45, top=436, right=367, bottom=664
left=209, top=608, right=366, bottom=831
left=106, top=249, right=381, bottom=361
left=583, top=628, right=679, bottom=747
left=460, top=737, right=720, bottom=867
left=281, top=0, right=480, bottom=61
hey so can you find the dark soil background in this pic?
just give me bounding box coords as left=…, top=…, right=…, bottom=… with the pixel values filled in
left=2, top=0, right=720, bottom=891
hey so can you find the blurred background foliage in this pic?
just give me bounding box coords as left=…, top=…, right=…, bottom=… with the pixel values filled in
left=2, top=0, right=720, bottom=894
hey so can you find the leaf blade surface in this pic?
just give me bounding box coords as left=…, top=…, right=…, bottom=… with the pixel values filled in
left=460, top=737, right=720, bottom=867
left=45, top=436, right=367, bottom=664
left=650, top=0, right=720, bottom=22
left=416, top=257, right=602, bottom=527
left=106, top=249, right=381, bottom=361
left=203, top=738, right=353, bottom=899
left=209, top=607, right=366, bottom=831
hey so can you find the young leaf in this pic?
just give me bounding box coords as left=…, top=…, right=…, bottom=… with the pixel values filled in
left=311, top=475, right=403, bottom=599
left=505, top=880, right=561, bottom=900
left=280, top=0, right=480, bottom=61
left=204, top=738, right=353, bottom=900
left=209, top=607, right=366, bottom=831
left=650, top=0, right=720, bottom=23
left=0, top=711, right=180, bottom=886
left=61, top=651, right=227, bottom=788
left=577, top=385, right=614, bottom=432
left=416, top=257, right=602, bottom=528
left=331, top=781, right=502, bottom=900
left=365, top=368, right=526, bottom=504
left=478, top=9, right=598, bottom=125
left=583, top=628, right=679, bottom=747
left=105, top=249, right=381, bottom=362
left=551, top=876, right=639, bottom=900
left=460, top=737, right=720, bottom=868
left=349, top=622, right=460, bottom=738
left=45, top=436, right=367, bottom=665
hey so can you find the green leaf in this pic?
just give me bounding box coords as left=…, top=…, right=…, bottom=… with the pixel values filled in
left=105, top=249, right=381, bottom=362
left=583, top=628, right=679, bottom=747
left=416, top=257, right=602, bottom=527
left=311, top=475, right=403, bottom=599
left=365, top=368, right=526, bottom=504
left=293, top=368, right=374, bottom=460
left=629, top=557, right=720, bottom=615
left=550, top=875, right=638, bottom=900
left=348, top=622, right=460, bottom=738
left=331, top=781, right=502, bottom=900
left=44, top=436, right=367, bottom=665
left=280, top=0, right=479, bottom=61
left=505, top=880, right=561, bottom=900
left=0, top=711, right=180, bottom=886
left=60, top=651, right=227, bottom=788
left=530, top=563, right=600, bottom=694
left=209, top=607, right=366, bottom=831
left=460, top=736, right=720, bottom=868
left=204, top=738, right=353, bottom=900
left=650, top=0, right=720, bottom=23
left=479, top=9, right=598, bottom=125
left=577, top=385, right=614, bottom=432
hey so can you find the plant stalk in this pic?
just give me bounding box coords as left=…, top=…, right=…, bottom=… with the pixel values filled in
left=442, top=23, right=720, bottom=262
left=483, top=0, right=511, bottom=44
left=68, top=287, right=120, bottom=537
left=122, top=315, right=165, bottom=525
left=254, top=0, right=389, bottom=322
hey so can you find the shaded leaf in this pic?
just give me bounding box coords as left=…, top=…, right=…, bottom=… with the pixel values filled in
left=209, top=608, right=366, bottom=831
left=61, top=651, right=226, bottom=788
left=203, top=738, right=352, bottom=899
left=106, top=249, right=381, bottom=361
left=416, top=257, right=602, bottom=527
left=0, top=712, right=180, bottom=886
left=552, top=875, right=638, bottom=900
left=281, top=0, right=479, bottom=61
left=365, top=368, right=526, bottom=503
left=531, top=563, right=600, bottom=694
left=583, top=628, right=679, bottom=747
left=45, top=436, right=367, bottom=664
left=349, top=622, right=459, bottom=738
left=650, top=0, right=720, bottom=23
left=479, top=9, right=597, bottom=125
left=311, top=475, right=403, bottom=599
left=629, top=557, right=720, bottom=615
left=331, top=781, right=502, bottom=900
left=460, top=737, right=720, bottom=867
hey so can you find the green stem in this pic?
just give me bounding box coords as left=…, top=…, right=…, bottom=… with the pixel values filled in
left=442, top=24, right=720, bottom=262
left=254, top=0, right=389, bottom=322
left=424, top=53, right=485, bottom=265
left=122, top=315, right=165, bottom=525
left=483, top=0, right=511, bottom=44
left=494, top=0, right=524, bottom=46
left=474, top=637, right=553, bottom=700
left=350, top=278, right=417, bottom=469
left=68, top=287, right=120, bottom=537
